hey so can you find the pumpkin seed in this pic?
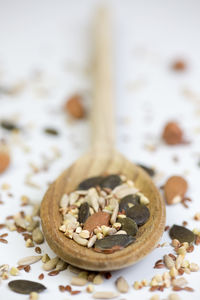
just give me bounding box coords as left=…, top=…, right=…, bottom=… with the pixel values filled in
left=117, top=217, right=138, bottom=236
left=169, top=225, right=195, bottom=243
left=1, top=120, right=19, bottom=131
left=100, top=175, right=122, bottom=190
left=94, top=234, right=135, bottom=252
left=77, top=176, right=103, bottom=190
left=137, top=164, right=155, bottom=177
left=8, top=280, right=46, bottom=294
left=78, top=202, right=89, bottom=223
left=119, top=194, right=140, bottom=213
left=44, top=127, right=59, bottom=136
left=126, top=204, right=150, bottom=226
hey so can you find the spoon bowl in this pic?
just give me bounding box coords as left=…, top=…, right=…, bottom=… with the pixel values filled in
left=41, top=149, right=165, bottom=271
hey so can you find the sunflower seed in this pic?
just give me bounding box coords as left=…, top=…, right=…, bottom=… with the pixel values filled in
left=163, top=255, right=175, bottom=269
left=32, top=227, right=44, bottom=244
left=60, top=194, right=68, bottom=208
left=43, top=257, right=59, bottom=271
left=110, top=202, right=119, bottom=225
left=93, top=291, right=119, bottom=299
left=87, top=235, right=97, bottom=248
left=126, top=204, right=150, bottom=226
left=115, top=276, right=129, bottom=293
left=55, top=259, right=68, bottom=271
left=72, top=233, right=88, bottom=246
left=8, top=280, right=46, bottom=294
left=171, top=277, right=187, bottom=287
left=18, top=256, right=42, bottom=266
left=71, top=276, right=87, bottom=286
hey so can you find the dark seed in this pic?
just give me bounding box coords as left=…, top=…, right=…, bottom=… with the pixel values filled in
left=8, top=280, right=46, bottom=294
left=117, top=217, right=138, bottom=236
left=1, top=120, right=19, bottom=131
left=100, top=175, right=122, bottom=190
left=119, top=195, right=140, bottom=213
left=94, top=234, right=135, bottom=252
left=77, top=176, right=103, bottom=190
left=137, top=164, right=155, bottom=177
left=126, top=204, right=150, bottom=226
left=44, top=128, right=59, bottom=136
left=169, top=225, right=195, bottom=243
left=78, top=202, right=90, bottom=223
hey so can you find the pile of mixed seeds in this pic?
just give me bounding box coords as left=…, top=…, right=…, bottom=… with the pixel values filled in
left=59, top=174, right=150, bottom=252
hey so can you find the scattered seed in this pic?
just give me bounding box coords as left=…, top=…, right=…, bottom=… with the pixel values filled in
left=93, top=291, right=119, bottom=299
left=8, top=280, right=46, bottom=294
left=29, top=291, right=39, bottom=300
left=164, top=255, right=175, bottom=269
left=10, top=267, right=19, bottom=276
left=55, top=259, right=68, bottom=271
left=38, top=273, right=44, bottom=280
left=48, top=270, right=59, bottom=276
left=87, top=235, right=97, bottom=248
left=0, top=238, right=8, bottom=244
left=169, top=225, right=195, bottom=243
left=72, top=233, right=88, bottom=246
left=171, top=277, right=187, bottom=287
left=35, top=247, right=41, bottom=254
left=115, top=276, right=129, bottom=293
left=93, top=274, right=103, bottom=285
left=43, top=257, right=59, bottom=271
left=0, top=120, right=18, bottom=131
left=18, top=256, right=42, bottom=266
left=71, top=276, right=87, bottom=286
left=65, top=94, right=85, bottom=119
left=71, top=290, right=81, bottom=295
left=32, top=227, right=44, bottom=244
left=168, top=293, right=181, bottom=300
left=162, top=122, right=184, bottom=145
left=65, top=285, right=72, bottom=292
left=44, top=128, right=59, bottom=136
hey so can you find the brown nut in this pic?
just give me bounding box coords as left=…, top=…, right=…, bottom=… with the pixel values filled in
left=162, top=122, right=183, bottom=145
left=64, top=94, right=85, bottom=119
left=164, top=175, right=188, bottom=205
left=0, top=146, right=10, bottom=174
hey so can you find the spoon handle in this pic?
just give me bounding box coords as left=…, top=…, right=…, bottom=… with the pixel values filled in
left=91, top=8, right=115, bottom=150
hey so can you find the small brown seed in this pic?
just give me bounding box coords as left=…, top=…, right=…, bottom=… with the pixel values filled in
left=48, top=270, right=59, bottom=276
left=115, top=276, right=129, bottom=293
left=38, top=273, right=44, bottom=280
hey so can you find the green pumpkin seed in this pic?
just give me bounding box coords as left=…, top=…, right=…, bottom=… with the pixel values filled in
left=94, top=234, right=135, bottom=251
left=119, top=195, right=140, bottom=213
left=117, top=217, right=138, bottom=236
left=100, top=175, right=122, bottom=190
left=137, top=164, right=155, bottom=177
left=77, top=176, right=103, bottom=190
left=8, top=280, right=46, bottom=294
left=1, top=120, right=18, bottom=131
left=126, top=204, right=150, bottom=226
left=44, top=128, right=59, bottom=136
left=169, top=225, right=195, bottom=243
left=78, top=202, right=90, bottom=223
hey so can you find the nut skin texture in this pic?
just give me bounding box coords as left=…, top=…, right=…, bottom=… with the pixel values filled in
left=0, top=149, right=10, bottom=174
left=164, top=175, right=188, bottom=205
left=83, top=212, right=110, bottom=233
left=162, top=122, right=183, bottom=145
left=64, top=95, right=85, bottom=119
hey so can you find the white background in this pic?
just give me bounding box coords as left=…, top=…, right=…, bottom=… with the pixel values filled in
left=0, top=0, right=200, bottom=299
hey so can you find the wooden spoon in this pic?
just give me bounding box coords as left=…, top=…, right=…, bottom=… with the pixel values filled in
left=40, top=9, right=165, bottom=271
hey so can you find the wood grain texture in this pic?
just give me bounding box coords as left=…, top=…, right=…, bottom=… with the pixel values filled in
left=40, top=8, right=166, bottom=271
left=41, top=149, right=165, bottom=271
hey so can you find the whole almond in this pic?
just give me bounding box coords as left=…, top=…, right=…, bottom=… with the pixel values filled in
left=0, top=146, right=10, bottom=174
left=164, top=176, right=188, bottom=205
left=162, top=122, right=183, bottom=145
left=83, top=211, right=110, bottom=233
left=64, top=94, right=85, bottom=119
